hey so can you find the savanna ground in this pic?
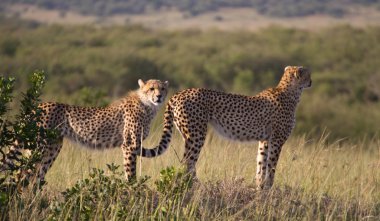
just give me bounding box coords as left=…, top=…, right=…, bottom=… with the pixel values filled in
left=7, top=124, right=380, bottom=220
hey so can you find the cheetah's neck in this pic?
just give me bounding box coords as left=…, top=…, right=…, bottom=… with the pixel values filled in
left=275, top=86, right=303, bottom=105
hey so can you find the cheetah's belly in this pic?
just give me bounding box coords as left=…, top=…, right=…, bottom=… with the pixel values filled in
left=65, top=126, right=124, bottom=149
left=63, top=117, right=124, bottom=149
left=210, top=118, right=271, bottom=142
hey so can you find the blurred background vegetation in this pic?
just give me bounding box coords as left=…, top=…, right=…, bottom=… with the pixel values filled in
left=0, top=0, right=380, bottom=142
left=1, top=0, right=380, bottom=17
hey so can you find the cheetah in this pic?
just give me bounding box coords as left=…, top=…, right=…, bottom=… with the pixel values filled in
left=3, top=79, right=169, bottom=183
left=137, top=66, right=311, bottom=189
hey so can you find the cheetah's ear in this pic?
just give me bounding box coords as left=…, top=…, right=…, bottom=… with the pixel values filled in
left=293, top=71, right=301, bottom=79
left=294, top=66, right=306, bottom=79
left=284, top=66, right=292, bottom=72
left=164, top=81, right=169, bottom=87
left=138, top=79, right=145, bottom=88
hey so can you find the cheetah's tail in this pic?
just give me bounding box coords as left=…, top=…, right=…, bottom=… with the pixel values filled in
left=136, top=102, right=174, bottom=158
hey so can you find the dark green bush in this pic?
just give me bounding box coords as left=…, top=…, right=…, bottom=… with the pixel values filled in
left=48, top=165, right=193, bottom=220
left=155, top=166, right=192, bottom=196
left=0, top=71, right=57, bottom=219
left=48, top=163, right=152, bottom=220
left=154, top=166, right=193, bottom=218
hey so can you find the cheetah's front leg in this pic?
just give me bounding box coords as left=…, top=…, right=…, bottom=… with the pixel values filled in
left=121, top=129, right=142, bottom=181
left=264, top=135, right=287, bottom=189
left=122, top=146, right=137, bottom=181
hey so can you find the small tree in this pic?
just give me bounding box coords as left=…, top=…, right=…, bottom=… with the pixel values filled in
left=0, top=71, right=56, bottom=213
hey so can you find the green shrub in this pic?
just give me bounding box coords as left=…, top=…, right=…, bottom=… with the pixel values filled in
left=48, top=163, right=151, bottom=220
left=155, top=166, right=192, bottom=196
left=0, top=71, right=57, bottom=219
left=46, top=165, right=194, bottom=220
left=154, top=166, right=194, bottom=218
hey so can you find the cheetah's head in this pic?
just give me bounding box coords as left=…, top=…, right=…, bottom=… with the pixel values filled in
left=284, top=66, right=312, bottom=89
left=138, top=79, right=169, bottom=106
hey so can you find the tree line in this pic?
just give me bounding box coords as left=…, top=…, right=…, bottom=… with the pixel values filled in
left=1, top=0, right=380, bottom=17
left=1, top=18, right=379, bottom=140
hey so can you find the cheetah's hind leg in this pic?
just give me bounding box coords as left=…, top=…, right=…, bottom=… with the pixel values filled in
left=181, top=125, right=207, bottom=180
left=36, top=137, right=63, bottom=185
left=256, top=140, right=269, bottom=190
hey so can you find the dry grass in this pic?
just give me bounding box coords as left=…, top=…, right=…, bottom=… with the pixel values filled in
left=47, top=129, right=380, bottom=198
left=25, top=125, right=378, bottom=220
left=3, top=117, right=379, bottom=220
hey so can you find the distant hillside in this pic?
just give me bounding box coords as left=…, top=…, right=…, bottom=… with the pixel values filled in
left=1, top=0, right=380, bottom=17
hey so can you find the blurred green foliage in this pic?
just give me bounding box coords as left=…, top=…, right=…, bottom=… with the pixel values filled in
left=1, top=38, right=20, bottom=57
left=0, top=18, right=379, bottom=140
left=1, top=0, right=380, bottom=17
left=71, top=87, right=109, bottom=107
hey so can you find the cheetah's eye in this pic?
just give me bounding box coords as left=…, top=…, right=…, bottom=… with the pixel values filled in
left=149, top=87, right=154, bottom=91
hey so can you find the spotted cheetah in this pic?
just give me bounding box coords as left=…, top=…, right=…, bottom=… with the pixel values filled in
left=3, top=79, right=169, bottom=183
left=137, top=66, right=311, bottom=189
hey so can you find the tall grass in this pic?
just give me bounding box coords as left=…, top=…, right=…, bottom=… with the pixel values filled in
left=23, top=130, right=374, bottom=220
left=6, top=129, right=380, bottom=220
left=49, top=130, right=380, bottom=196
